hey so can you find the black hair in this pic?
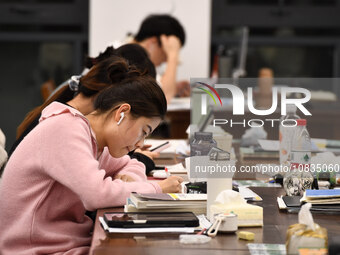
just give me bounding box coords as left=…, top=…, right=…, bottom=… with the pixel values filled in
left=17, top=53, right=157, bottom=139
left=94, top=56, right=167, bottom=119
left=134, top=14, right=185, bottom=47
left=115, top=44, right=156, bottom=78
left=84, top=44, right=156, bottom=78
left=84, top=46, right=115, bottom=69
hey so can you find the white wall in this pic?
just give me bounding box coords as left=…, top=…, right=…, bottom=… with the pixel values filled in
left=89, top=0, right=211, bottom=80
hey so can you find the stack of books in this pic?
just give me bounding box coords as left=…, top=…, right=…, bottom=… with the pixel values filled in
left=125, top=193, right=207, bottom=215
left=301, top=189, right=340, bottom=206
left=279, top=189, right=340, bottom=213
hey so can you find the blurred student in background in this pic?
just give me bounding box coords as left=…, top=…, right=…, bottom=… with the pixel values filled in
left=113, top=14, right=191, bottom=103
left=0, top=56, right=183, bottom=255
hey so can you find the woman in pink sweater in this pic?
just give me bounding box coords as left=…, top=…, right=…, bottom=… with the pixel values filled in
left=0, top=56, right=182, bottom=254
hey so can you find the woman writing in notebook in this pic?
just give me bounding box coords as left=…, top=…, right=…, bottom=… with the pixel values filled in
left=0, top=56, right=183, bottom=255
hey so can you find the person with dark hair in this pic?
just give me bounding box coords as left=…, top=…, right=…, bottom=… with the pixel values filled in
left=7, top=44, right=158, bottom=173
left=114, top=14, right=190, bottom=103
left=0, top=56, right=183, bottom=255
left=85, top=44, right=156, bottom=79
left=134, top=14, right=186, bottom=46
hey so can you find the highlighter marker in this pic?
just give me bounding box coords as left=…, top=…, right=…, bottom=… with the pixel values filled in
left=165, top=167, right=170, bottom=178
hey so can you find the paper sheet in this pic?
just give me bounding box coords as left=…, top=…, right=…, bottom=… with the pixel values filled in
left=238, top=187, right=263, bottom=201
left=258, top=139, right=279, bottom=151
left=277, top=196, right=287, bottom=209
left=167, top=163, right=187, bottom=174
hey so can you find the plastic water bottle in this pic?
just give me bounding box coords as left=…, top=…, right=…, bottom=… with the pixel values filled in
left=283, top=119, right=314, bottom=196
left=279, top=105, right=300, bottom=166
left=290, top=119, right=311, bottom=169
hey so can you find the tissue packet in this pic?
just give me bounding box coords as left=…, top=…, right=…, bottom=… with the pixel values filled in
left=286, top=203, right=327, bottom=255
left=210, top=203, right=263, bottom=227
left=210, top=190, right=263, bottom=227
left=286, top=223, right=327, bottom=255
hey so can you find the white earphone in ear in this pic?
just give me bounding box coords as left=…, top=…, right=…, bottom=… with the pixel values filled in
left=117, top=112, right=125, bottom=125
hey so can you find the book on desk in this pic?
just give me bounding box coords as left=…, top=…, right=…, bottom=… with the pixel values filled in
left=125, top=193, right=207, bottom=215
left=279, top=189, right=340, bottom=213
left=301, top=189, right=340, bottom=204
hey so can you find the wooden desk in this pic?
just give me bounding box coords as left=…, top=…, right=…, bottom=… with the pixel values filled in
left=90, top=187, right=340, bottom=255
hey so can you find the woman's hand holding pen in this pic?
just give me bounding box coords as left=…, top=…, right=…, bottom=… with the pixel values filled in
left=158, top=176, right=183, bottom=193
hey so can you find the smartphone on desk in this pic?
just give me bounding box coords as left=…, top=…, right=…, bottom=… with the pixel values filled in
left=103, top=212, right=199, bottom=228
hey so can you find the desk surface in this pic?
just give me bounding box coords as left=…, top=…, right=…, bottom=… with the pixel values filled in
left=90, top=187, right=340, bottom=255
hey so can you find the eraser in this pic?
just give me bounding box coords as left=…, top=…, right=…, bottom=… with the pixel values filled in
left=152, top=170, right=168, bottom=179
left=237, top=231, right=255, bottom=241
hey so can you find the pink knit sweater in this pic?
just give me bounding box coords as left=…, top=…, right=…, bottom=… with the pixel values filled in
left=0, top=102, right=161, bottom=255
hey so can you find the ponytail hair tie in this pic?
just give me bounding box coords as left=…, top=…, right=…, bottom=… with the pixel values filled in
left=68, top=75, right=82, bottom=91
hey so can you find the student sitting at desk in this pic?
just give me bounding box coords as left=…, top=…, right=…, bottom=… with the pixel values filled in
left=113, top=14, right=190, bottom=103
left=0, top=56, right=183, bottom=255
left=6, top=44, right=159, bottom=174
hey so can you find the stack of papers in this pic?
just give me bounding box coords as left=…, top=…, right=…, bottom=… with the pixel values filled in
left=278, top=190, right=340, bottom=213
left=238, top=186, right=263, bottom=201
left=234, top=180, right=281, bottom=188
left=125, top=193, right=207, bottom=215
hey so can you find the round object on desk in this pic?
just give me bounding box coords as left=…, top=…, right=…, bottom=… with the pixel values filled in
left=215, top=213, right=238, bottom=233
left=207, top=213, right=238, bottom=237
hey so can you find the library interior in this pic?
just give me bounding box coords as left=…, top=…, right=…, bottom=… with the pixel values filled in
left=1, top=1, right=340, bottom=255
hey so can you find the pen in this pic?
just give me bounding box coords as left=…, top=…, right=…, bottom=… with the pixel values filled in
left=150, top=141, right=169, bottom=152
left=165, top=167, right=170, bottom=178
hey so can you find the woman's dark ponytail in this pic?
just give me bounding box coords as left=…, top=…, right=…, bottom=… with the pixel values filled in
left=84, top=46, right=116, bottom=69
left=107, top=59, right=139, bottom=84
left=17, top=45, right=157, bottom=139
